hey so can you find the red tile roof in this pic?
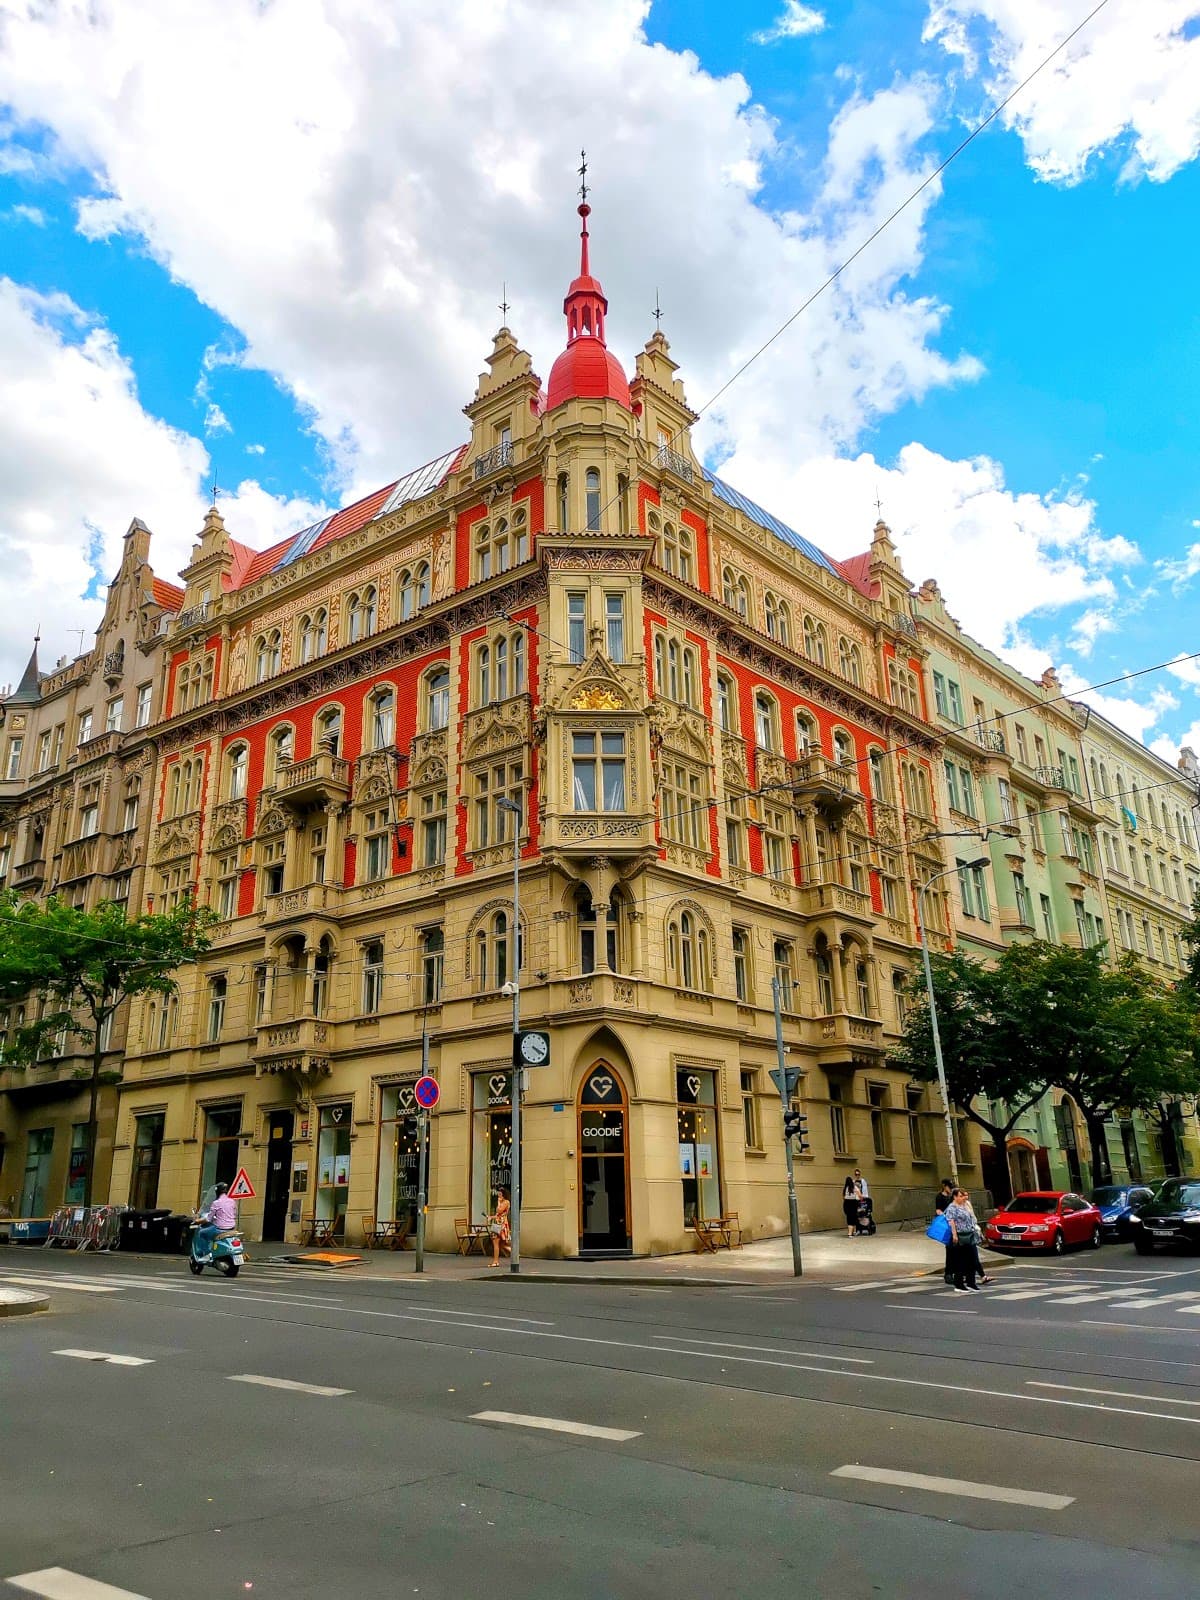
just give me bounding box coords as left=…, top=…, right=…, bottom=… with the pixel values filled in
left=151, top=577, right=184, bottom=611
left=834, top=552, right=878, bottom=599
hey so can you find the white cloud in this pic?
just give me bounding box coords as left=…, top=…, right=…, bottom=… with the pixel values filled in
left=1166, top=652, right=1200, bottom=690
left=245, top=442, right=265, bottom=456
left=925, top=1, right=1200, bottom=184
left=753, top=3, right=827, bottom=45
left=203, top=403, right=231, bottom=436
left=1068, top=606, right=1117, bottom=657
left=1058, top=667, right=1169, bottom=746
left=7, top=202, right=45, bottom=225
left=0, top=0, right=977, bottom=506
left=1150, top=722, right=1200, bottom=767
left=1158, top=539, right=1200, bottom=591
left=0, top=279, right=326, bottom=676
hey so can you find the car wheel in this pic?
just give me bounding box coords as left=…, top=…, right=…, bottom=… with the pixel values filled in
left=1050, top=1229, right=1065, bottom=1256
left=1089, top=1225, right=1102, bottom=1249
left=1133, top=1235, right=1155, bottom=1255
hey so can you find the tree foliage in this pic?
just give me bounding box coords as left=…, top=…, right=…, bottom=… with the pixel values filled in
left=893, top=939, right=1200, bottom=1194
left=0, top=893, right=216, bottom=1207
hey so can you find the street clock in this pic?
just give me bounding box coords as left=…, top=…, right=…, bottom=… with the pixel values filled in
left=517, top=1029, right=550, bottom=1066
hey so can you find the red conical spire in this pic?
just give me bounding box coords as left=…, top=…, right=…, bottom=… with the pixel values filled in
left=546, top=154, right=630, bottom=411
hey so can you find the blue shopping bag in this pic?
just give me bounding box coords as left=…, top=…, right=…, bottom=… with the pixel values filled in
left=926, top=1212, right=952, bottom=1245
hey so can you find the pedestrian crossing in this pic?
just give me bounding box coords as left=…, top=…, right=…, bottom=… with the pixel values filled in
left=832, top=1273, right=1200, bottom=1314
left=0, top=1265, right=345, bottom=1295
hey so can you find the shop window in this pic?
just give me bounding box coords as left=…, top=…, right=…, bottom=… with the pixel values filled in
left=64, top=1124, right=89, bottom=1207
left=471, top=1071, right=518, bottom=1224
left=129, top=1113, right=165, bottom=1210
left=199, top=1105, right=241, bottom=1198
left=376, top=1084, right=420, bottom=1237
left=315, top=1102, right=352, bottom=1236
left=676, top=1067, right=720, bottom=1225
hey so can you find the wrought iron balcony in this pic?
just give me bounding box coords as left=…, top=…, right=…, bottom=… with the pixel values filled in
left=655, top=444, right=695, bottom=484
left=175, top=599, right=211, bottom=630
left=473, top=442, right=515, bottom=479
left=975, top=728, right=1006, bottom=754
left=889, top=610, right=918, bottom=639
left=1035, top=764, right=1067, bottom=790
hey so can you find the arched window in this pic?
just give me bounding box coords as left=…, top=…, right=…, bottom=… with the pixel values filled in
left=802, top=616, right=827, bottom=667
left=477, top=643, right=491, bottom=705
left=316, top=706, right=342, bottom=756
left=765, top=593, right=780, bottom=640
left=476, top=909, right=511, bottom=992
left=558, top=473, right=569, bottom=529
left=867, top=747, right=889, bottom=800
left=347, top=586, right=377, bottom=644
left=399, top=570, right=416, bottom=620
left=838, top=636, right=862, bottom=685
left=716, top=673, right=737, bottom=733
left=668, top=907, right=712, bottom=993
left=795, top=713, right=817, bottom=755
left=368, top=686, right=395, bottom=752
left=722, top=567, right=739, bottom=610
left=255, top=630, right=281, bottom=683
left=269, top=725, right=294, bottom=783
left=585, top=468, right=602, bottom=531
left=425, top=667, right=450, bottom=731
left=512, top=629, right=525, bottom=693
left=776, top=600, right=791, bottom=648
left=833, top=729, right=854, bottom=769
left=311, top=935, right=334, bottom=1017
left=1098, top=762, right=1109, bottom=797
left=227, top=743, right=249, bottom=801
left=299, top=608, right=327, bottom=663
left=754, top=692, right=778, bottom=752
left=617, top=473, right=629, bottom=534
left=420, top=926, right=444, bottom=1005
left=854, top=956, right=872, bottom=1016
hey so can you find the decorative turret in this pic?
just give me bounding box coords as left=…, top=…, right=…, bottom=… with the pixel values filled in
left=545, top=157, right=631, bottom=412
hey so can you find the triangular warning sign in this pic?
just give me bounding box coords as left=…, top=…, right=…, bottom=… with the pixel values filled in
left=227, top=1167, right=256, bottom=1200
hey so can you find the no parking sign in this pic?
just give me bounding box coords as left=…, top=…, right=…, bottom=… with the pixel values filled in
left=414, top=1075, right=440, bottom=1111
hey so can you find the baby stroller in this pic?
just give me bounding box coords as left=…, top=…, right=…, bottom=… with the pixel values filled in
left=854, top=1195, right=876, bottom=1235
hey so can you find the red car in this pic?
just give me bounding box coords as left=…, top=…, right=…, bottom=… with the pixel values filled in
left=984, top=1191, right=1103, bottom=1255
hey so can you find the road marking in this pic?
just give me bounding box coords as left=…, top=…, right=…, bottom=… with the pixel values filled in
left=830, top=1279, right=910, bottom=1292
left=1028, top=1381, right=1200, bottom=1407
left=228, top=1374, right=351, bottom=1397
left=880, top=1284, right=942, bottom=1295
left=896, top=1306, right=976, bottom=1314
left=981, top=1288, right=1058, bottom=1301
left=829, top=1465, right=1073, bottom=1510
left=470, top=1410, right=641, bottom=1441
left=6, top=1568, right=153, bottom=1599
left=1082, top=1318, right=1200, bottom=1334
left=0, top=1275, right=123, bottom=1295
left=53, top=1350, right=153, bottom=1367
left=650, top=1335, right=872, bottom=1364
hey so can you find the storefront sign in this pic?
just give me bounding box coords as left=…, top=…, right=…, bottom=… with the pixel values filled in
left=581, top=1121, right=622, bottom=1140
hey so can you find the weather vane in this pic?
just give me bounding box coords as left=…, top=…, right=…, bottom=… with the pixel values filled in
left=653, top=289, right=663, bottom=329
left=874, top=487, right=884, bottom=520
left=499, top=281, right=510, bottom=324
left=578, top=148, right=588, bottom=204
left=210, top=478, right=220, bottom=508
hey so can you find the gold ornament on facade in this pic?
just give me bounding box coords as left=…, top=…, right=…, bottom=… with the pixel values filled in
left=569, top=686, right=625, bottom=711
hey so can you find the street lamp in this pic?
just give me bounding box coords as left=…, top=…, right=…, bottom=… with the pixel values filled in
left=916, top=855, right=989, bottom=1185
left=496, top=795, right=523, bottom=1273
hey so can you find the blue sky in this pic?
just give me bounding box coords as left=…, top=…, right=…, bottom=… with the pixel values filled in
left=0, top=0, right=1197, bottom=757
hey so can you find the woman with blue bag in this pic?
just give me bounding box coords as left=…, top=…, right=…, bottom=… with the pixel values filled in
left=940, top=1188, right=982, bottom=1292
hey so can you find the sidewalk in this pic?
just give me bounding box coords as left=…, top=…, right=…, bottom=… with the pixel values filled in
left=268, top=1225, right=1012, bottom=1287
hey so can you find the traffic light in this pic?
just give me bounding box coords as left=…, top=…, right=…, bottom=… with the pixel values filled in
left=783, top=1109, right=809, bottom=1151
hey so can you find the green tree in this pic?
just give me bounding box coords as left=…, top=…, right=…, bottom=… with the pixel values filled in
left=1180, top=891, right=1200, bottom=1002
left=0, top=894, right=216, bottom=1208
left=890, top=949, right=1051, bottom=1205
left=1002, top=942, right=1200, bottom=1185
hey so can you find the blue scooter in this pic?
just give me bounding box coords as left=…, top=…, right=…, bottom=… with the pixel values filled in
left=188, top=1186, right=246, bottom=1278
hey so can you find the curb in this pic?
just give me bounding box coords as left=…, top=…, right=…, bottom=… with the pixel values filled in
left=0, top=1288, right=50, bottom=1317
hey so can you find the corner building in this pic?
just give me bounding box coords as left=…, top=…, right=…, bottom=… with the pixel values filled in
left=111, top=203, right=973, bottom=1252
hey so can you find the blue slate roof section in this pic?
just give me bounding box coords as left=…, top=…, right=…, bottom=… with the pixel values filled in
left=379, top=447, right=463, bottom=517
left=702, top=469, right=839, bottom=577
left=278, top=515, right=332, bottom=569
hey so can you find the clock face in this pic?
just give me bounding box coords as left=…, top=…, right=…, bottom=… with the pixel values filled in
left=520, top=1031, right=549, bottom=1064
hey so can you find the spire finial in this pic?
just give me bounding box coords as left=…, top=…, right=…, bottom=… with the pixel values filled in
left=874, top=487, right=884, bottom=521
left=499, top=281, right=510, bottom=325
left=578, top=148, right=588, bottom=205
left=210, top=476, right=219, bottom=508
left=653, top=288, right=663, bottom=330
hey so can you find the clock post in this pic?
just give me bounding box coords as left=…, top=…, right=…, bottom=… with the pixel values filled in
left=497, top=796, right=524, bottom=1273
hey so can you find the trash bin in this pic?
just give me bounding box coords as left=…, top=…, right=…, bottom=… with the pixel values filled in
left=165, top=1215, right=193, bottom=1255
left=119, top=1208, right=171, bottom=1252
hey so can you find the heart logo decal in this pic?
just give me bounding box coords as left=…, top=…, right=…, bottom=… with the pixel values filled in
left=396, top=1086, right=415, bottom=1112
left=685, top=1074, right=701, bottom=1099
left=489, top=1074, right=509, bottom=1100
left=590, top=1075, right=614, bottom=1099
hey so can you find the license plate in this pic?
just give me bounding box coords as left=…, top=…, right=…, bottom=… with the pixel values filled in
left=1000, top=1229, right=1021, bottom=1236
left=1149, top=1229, right=1174, bottom=1237
left=232, top=1252, right=245, bottom=1263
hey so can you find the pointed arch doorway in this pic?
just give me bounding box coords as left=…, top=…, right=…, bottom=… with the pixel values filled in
left=578, top=1065, right=631, bottom=1256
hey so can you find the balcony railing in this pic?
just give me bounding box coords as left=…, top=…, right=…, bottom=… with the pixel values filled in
left=279, top=750, right=351, bottom=804
left=655, top=444, right=695, bottom=484
left=473, top=442, right=515, bottom=479
left=975, top=728, right=1006, bottom=754
left=889, top=610, right=918, bottom=639
left=175, top=599, right=211, bottom=630
left=1035, top=764, right=1067, bottom=790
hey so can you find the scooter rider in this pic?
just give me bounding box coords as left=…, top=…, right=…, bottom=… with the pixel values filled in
left=194, top=1182, right=237, bottom=1262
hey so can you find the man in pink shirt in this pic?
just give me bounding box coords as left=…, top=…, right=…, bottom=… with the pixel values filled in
left=194, top=1182, right=238, bottom=1261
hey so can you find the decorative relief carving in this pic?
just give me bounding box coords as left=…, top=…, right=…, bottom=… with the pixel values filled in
left=569, top=686, right=625, bottom=711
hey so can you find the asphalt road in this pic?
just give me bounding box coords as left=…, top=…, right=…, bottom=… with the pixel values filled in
left=1, top=1244, right=1198, bottom=1600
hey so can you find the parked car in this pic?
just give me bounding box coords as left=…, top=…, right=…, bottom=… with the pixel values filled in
left=1089, top=1183, right=1155, bottom=1240
left=984, top=1191, right=1103, bottom=1254
left=1127, top=1178, right=1200, bottom=1254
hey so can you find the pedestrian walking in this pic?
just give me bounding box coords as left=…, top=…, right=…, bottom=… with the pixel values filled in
left=842, top=1175, right=860, bottom=1238
left=488, top=1187, right=511, bottom=1266
left=960, top=1191, right=994, bottom=1284
left=935, top=1179, right=954, bottom=1283
left=943, top=1187, right=981, bottom=1292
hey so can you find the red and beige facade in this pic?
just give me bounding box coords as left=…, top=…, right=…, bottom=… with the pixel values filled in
left=3, top=205, right=979, bottom=1248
